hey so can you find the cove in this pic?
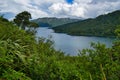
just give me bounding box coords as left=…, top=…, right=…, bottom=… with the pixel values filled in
left=36, top=27, right=114, bottom=56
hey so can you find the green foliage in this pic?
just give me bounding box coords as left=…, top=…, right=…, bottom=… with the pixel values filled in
left=29, top=22, right=39, bottom=28
left=0, top=15, right=9, bottom=22
left=32, top=17, right=79, bottom=27
left=13, top=11, right=39, bottom=35
left=115, top=25, right=120, bottom=38
left=78, top=42, right=120, bottom=80
left=2, top=68, right=31, bottom=80
left=14, top=11, right=31, bottom=29
left=53, top=10, right=120, bottom=37
left=0, top=14, right=120, bottom=80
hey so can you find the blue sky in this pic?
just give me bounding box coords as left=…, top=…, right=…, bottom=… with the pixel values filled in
left=1, top=12, right=15, bottom=19
left=0, top=0, right=120, bottom=20
left=66, top=0, right=74, bottom=4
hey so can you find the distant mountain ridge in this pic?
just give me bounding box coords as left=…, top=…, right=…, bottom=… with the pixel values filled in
left=32, top=17, right=80, bottom=27
left=52, top=10, right=120, bottom=37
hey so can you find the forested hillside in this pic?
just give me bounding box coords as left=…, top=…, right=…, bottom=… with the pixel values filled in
left=0, top=13, right=120, bottom=80
left=53, top=10, right=120, bottom=37
left=32, top=17, right=80, bottom=27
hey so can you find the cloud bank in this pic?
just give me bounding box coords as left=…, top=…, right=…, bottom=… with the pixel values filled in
left=0, top=0, right=120, bottom=19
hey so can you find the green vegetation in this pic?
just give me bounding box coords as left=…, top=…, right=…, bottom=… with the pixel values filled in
left=14, top=11, right=39, bottom=30
left=0, top=12, right=120, bottom=80
left=53, top=10, right=120, bottom=37
left=32, top=17, right=80, bottom=27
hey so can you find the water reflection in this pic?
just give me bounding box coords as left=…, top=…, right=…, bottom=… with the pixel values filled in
left=36, top=27, right=114, bottom=56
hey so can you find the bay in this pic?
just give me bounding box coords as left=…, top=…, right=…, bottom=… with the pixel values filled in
left=36, top=27, right=114, bottom=56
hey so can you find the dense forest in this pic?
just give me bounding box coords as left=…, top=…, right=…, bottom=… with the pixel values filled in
left=32, top=17, right=79, bottom=27
left=0, top=12, right=120, bottom=80
left=53, top=10, right=120, bottom=37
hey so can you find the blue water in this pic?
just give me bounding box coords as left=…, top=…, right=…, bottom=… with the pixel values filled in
left=36, top=27, right=114, bottom=56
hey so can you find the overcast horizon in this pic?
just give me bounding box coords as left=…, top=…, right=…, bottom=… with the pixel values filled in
left=0, top=0, right=120, bottom=20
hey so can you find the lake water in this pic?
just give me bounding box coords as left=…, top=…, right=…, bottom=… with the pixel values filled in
left=36, top=27, right=114, bottom=56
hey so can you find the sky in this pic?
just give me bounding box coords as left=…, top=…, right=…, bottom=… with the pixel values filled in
left=0, top=0, right=120, bottom=20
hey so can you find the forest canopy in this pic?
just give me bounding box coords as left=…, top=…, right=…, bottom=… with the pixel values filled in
left=0, top=12, right=120, bottom=80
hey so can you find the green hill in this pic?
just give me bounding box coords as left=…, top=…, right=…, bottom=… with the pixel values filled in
left=32, top=17, right=80, bottom=27
left=53, top=10, right=120, bottom=37
left=0, top=13, right=120, bottom=80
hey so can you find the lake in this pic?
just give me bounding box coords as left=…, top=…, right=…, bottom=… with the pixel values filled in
left=36, top=27, right=114, bottom=56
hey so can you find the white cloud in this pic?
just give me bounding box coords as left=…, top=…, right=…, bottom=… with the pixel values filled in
left=49, top=3, right=86, bottom=18
left=0, top=0, right=120, bottom=19
left=74, top=0, right=92, bottom=3
left=84, top=1, right=120, bottom=18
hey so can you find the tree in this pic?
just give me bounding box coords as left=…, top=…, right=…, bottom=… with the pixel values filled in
left=27, top=22, right=39, bottom=35
left=0, top=10, right=9, bottom=22
left=115, top=25, right=120, bottom=38
left=14, top=11, right=31, bottom=30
